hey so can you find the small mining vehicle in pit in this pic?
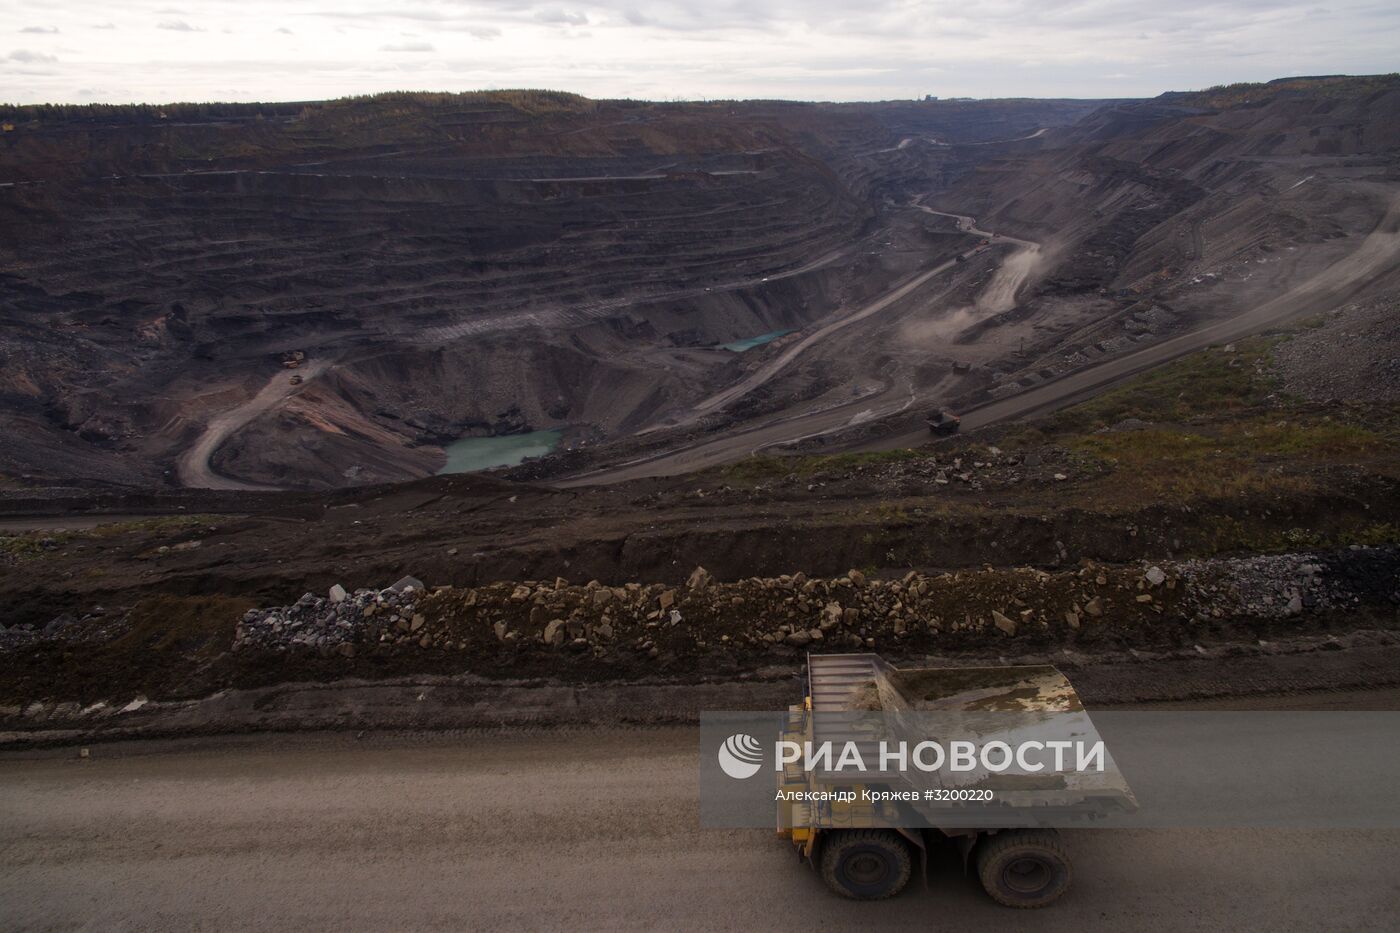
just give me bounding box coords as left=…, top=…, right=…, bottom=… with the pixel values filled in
left=926, top=409, right=961, bottom=436
left=777, top=654, right=1135, bottom=907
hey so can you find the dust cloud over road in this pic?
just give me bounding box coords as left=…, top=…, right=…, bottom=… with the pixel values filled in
left=2, top=718, right=1398, bottom=930
left=977, top=241, right=1044, bottom=316
left=684, top=200, right=1025, bottom=423
left=913, top=204, right=1043, bottom=321
left=688, top=202, right=1040, bottom=421
left=689, top=253, right=968, bottom=421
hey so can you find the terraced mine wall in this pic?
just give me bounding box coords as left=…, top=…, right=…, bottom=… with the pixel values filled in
left=5, top=84, right=1398, bottom=491
left=0, top=92, right=1112, bottom=489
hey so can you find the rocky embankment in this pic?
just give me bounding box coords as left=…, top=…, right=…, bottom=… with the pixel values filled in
left=1274, top=297, right=1400, bottom=403
left=1, top=546, right=1396, bottom=736
left=225, top=547, right=1399, bottom=665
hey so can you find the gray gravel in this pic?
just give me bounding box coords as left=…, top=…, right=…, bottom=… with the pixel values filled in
left=5, top=726, right=1400, bottom=931
left=1176, top=549, right=1398, bottom=620
left=233, top=582, right=424, bottom=656
left=1274, top=294, right=1400, bottom=402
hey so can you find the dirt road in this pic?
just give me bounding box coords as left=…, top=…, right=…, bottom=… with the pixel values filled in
left=912, top=203, right=1041, bottom=317
left=867, top=190, right=1400, bottom=451
left=690, top=253, right=973, bottom=419
left=683, top=202, right=1026, bottom=423
left=421, top=238, right=863, bottom=345
left=556, top=382, right=912, bottom=486
left=3, top=708, right=1397, bottom=930
left=556, top=205, right=1015, bottom=485
left=565, top=193, right=1400, bottom=485
left=175, top=360, right=330, bottom=490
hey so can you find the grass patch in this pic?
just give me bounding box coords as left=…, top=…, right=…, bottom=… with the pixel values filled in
left=995, top=332, right=1399, bottom=504
left=1225, top=419, right=1386, bottom=458
left=83, top=515, right=216, bottom=538
left=1062, top=414, right=1390, bottom=501
left=116, top=595, right=250, bottom=655
left=0, top=595, right=255, bottom=704
left=1, top=515, right=214, bottom=562
left=0, top=535, right=48, bottom=562
left=999, top=337, right=1283, bottom=452
left=1059, top=338, right=1280, bottom=429
left=1069, top=429, right=1278, bottom=499
left=1198, top=518, right=1400, bottom=555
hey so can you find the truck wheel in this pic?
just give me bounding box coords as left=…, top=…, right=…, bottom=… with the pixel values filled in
left=976, top=830, right=1071, bottom=908
left=819, top=829, right=912, bottom=900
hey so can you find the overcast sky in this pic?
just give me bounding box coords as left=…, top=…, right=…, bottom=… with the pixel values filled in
left=2, top=1, right=1397, bottom=104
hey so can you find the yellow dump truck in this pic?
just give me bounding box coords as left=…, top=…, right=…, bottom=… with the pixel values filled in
left=778, top=653, right=1134, bottom=907
left=925, top=409, right=961, bottom=436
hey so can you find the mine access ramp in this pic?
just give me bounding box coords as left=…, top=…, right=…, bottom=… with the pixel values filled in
left=780, top=653, right=1136, bottom=907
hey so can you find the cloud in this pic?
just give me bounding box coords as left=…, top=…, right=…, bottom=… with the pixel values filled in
left=7, top=49, right=58, bottom=63
left=0, top=0, right=1397, bottom=104
left=535, top=9, right=588, bottom=26
left=19, top=26, right=59, bottom=34
left=275, top=27, right=293, bottom=35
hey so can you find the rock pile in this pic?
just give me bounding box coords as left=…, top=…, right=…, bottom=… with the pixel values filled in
left=222, top=547, right=1398, bottom=663
left=233, top=575, right=427, bottom=658
left=1177, top=548, right=1400, bottom=621
left=1274, top=297, right=1400, bottom=403
left=9, top=549, right=1392, bottom=662
left=0, top=606, right=119, bottom=651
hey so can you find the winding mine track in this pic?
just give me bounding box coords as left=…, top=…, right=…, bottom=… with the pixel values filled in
left=559, top=204, right=1038, bottom=485
left=561, top=192, right=1400, bottom=486
left=689, top=253, right=973, bottom=419
left=865, top=190, right=1400, bottom=451
left=176, top=360, right=330, bottom=490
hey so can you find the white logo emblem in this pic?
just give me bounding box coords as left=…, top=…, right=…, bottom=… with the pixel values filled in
left=718, top=733, right=764, bottom=779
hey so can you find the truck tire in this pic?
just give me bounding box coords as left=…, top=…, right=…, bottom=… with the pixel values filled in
left=818, top=829, right=913, bottom=900
left=976, top=829, right=1072, bottom=908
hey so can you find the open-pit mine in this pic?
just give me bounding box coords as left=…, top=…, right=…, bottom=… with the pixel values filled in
left=3, top=76, right=1400, bottom=930
left=6, top=77, right=1396, bottom=492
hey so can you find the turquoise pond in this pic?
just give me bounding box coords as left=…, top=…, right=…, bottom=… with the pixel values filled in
left=721, top=329, right=794, bottom=352
left=437, top=429, right=563, bottom=474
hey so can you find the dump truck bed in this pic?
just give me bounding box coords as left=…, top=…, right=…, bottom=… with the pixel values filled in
left=808, top=654, right=1085, bottom=715
left=803, top=653, right=1136, bottom=820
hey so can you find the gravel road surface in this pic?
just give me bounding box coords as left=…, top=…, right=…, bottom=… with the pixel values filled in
left=4, top=692, right=1399, bottom=931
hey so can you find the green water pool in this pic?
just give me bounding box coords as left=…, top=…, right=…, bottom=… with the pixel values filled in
left=438, top=428, right=563, bottom=474
left=721, top=329, right=794, bottom=352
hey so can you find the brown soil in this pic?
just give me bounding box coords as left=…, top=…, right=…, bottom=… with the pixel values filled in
left=1, top=447, right=1395, bottom=624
